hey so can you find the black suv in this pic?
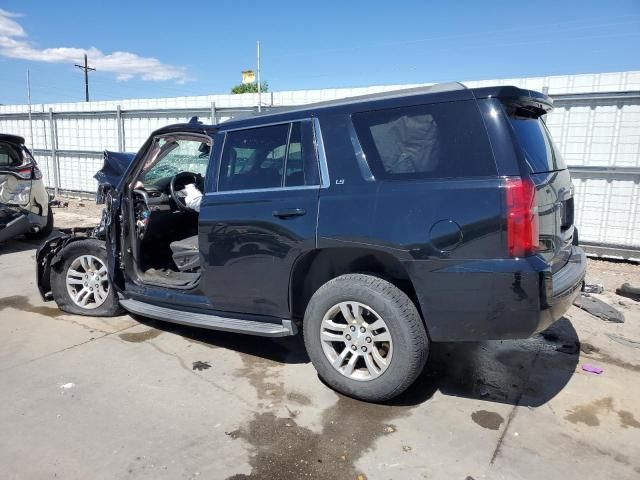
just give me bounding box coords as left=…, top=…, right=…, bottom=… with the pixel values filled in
left=37, top=84, right=586, bottom=401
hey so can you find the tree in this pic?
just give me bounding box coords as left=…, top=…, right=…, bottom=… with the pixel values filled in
left=231, top=81, right=269, bottom=94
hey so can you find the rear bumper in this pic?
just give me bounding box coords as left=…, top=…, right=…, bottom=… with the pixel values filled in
left=0, top=204, right=48, bottom=242
left=539, top=245, right=587, bottom=329
left=406, top=245, right=587, bottom=341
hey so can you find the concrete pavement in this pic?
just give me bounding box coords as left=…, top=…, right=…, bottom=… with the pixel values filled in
left=1, top=237, right=639, bottom=479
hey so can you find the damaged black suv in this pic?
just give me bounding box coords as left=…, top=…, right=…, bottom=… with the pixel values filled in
left=36, top=84, right=586, bottom=401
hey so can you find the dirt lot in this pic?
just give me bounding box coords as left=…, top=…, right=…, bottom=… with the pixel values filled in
left=1, top=203, right=639, bottom=479
left=49, top=197, right=104, bottom=229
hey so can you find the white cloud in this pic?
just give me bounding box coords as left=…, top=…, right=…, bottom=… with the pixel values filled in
left=0, top=8, right=189, bottom=83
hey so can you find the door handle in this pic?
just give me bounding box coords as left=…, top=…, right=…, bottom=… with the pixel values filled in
left=273, top=208, right=306, bottom=219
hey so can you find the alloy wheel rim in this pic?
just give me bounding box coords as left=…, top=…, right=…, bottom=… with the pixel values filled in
left=320, top=301, right=393, bottom=381
left=65, top=255, right=110, bottom=309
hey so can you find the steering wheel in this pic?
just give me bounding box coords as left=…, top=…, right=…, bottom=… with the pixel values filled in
left=169, top=172, right=203, bottom=211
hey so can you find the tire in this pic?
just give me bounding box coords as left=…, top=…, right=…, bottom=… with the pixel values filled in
left=303, top=274, right=429, bottom=402
left=50, top=239, right=123, bottom=316
left=24, top=207, right=54, bottom=240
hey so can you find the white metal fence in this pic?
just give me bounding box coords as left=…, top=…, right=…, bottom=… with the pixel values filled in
left=1, top=71, right=639, bottom=259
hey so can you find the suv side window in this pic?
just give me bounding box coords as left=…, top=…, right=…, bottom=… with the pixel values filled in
left=218, top=121, right=319, bottom=191
left=286, top=121, right=320, bottom=187
left=352, top=101, right=495, bottom=180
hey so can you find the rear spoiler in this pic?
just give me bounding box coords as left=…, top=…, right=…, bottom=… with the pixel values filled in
left=471, top=86, right=553, bottom=117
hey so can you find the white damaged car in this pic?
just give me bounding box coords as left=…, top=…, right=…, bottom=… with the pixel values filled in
left=0, top=134, right=53, bottom=242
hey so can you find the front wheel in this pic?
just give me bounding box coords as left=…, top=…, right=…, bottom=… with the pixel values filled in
left=303, top=274, right=429, bottom=402
left=50, top=239, right=123, bottom=316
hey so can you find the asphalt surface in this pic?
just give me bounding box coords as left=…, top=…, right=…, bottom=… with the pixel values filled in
left=1, top=235, right=639, bottom=480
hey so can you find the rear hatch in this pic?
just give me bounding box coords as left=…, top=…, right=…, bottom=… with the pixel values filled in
left=0, top=138, right=36, bottom=210
left=504, top=100, right=575, bottom=273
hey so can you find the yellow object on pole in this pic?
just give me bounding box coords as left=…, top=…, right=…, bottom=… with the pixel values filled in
left=241, top=70, right=255, bottom=84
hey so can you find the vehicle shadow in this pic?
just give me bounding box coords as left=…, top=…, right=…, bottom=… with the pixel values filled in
left=0, top=228, right=68, bottom=255
left=0, top=237, right=42, bottom=254
left=132, top=314, right=310, bottom=365
left=135, top=314, right=579, bottom=407
left=390, top=317, right=580, bottom=407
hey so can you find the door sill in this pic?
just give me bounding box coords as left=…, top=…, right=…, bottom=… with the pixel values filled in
left=119, top=298, right=297, bottom=337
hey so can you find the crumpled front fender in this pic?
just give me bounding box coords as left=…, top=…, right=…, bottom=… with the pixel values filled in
left=36, top=229, right=94, bottom=301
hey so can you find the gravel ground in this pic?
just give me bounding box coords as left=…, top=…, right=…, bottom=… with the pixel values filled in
left=51, top=196, right=104, bottom=229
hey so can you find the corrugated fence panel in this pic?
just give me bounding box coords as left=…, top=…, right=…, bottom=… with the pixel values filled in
left=56, top=152, right=104, bottom=192
left=573, top=178, right=640, bottom=248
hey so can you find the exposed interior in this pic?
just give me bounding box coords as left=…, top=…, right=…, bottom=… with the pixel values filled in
left=127, top=133, right=211, bottom=288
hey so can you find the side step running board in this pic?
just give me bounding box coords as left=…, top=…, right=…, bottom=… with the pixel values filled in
left=119, top=298, right=297, bottom=337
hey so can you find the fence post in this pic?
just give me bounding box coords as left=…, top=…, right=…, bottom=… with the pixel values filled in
left=48, top=108, right=59, bottom=197
left=210, top=101, right=217, bottom=125
left=116, top=105, right=125, bottom=152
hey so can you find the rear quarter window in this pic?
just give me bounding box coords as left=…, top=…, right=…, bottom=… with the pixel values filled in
left=352, top=100, right=496, bottom=180
left=507, top=114, right=566, bottom=173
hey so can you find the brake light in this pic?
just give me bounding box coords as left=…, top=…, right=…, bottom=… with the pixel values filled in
left=14, top=167, right=33, bottom=180
left=505, top=177, right=539, bottom=257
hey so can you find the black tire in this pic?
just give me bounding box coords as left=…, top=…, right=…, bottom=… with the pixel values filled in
left=50, top=239, right=123, bottom=316
left=303, top=274, right=429, bottom=402
left=24, top=207, right=54, bottom=240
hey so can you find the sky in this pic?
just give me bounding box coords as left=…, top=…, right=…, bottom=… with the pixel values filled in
left=0, top=0, right=639, bottom=105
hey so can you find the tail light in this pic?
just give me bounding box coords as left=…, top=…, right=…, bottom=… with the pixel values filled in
left=505, top=177, right=539, bottom=257
left=13, top=166, right=34, bottom=180
left=9, top=164, right=39, bottom=180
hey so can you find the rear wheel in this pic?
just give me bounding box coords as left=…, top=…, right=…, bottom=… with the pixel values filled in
left=50, top=239, right=123, bottom=316
left=303, top=274, right=429, bottom=402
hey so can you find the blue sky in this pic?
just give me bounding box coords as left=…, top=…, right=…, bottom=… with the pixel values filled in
left=1, top=0, right=639, bottom=105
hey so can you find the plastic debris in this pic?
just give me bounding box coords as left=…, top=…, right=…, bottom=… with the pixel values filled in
left=616, top=283, right=640, bottom=302
left=60, top=382, right=75, bottom=389
left=573, top=293, right=624, bottom=323
left=582, top=364, right=604, bottom=375
left=583, top=283, right=604, bottom=294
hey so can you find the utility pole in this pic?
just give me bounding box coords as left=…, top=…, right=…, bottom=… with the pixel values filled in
left=26, top=70, right=34, bottom=149
left=75, top=54, right=96, bottom=102
left=256, top=40, right=261, bottom=112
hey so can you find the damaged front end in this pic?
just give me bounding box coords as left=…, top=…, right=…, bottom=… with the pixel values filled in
left=36, top=228, right=93, bottom=300
left=36, top=150, right=132, bottom=301
left=36, top=208, right=112, bottom=301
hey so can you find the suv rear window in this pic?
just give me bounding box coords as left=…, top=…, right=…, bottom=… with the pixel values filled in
left=0, top=142, right=21, bottom=167
left=352, top=100, right=495, bottom=180
left=507, top=114, right=566, bottom=173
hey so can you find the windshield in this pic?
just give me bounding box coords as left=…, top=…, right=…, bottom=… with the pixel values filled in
left=508, top=115, right=566, bottom=173
left=142, top=137, right=211, bottom=184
